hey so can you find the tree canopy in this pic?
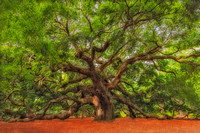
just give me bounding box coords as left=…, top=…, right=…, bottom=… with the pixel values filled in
left=0, top=0, right=200, bottom=121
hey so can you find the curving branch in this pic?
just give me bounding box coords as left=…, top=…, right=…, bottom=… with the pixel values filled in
left=152, top=60, right=176, bottom=78
left=60, top=85, right=93, bottom=95
left=119, top=81, right=152, bottom=99
left=4, top=89, right=25, bottom=102
left=41, top=95, right=93, bottom=119
left=140, top=54, right=200, bottom=65
left=54, top=62, right=93, bottom=77
left=158, top=47, right=180, bottom=56
left=123, top=0, right=167, bottom=32
left=41, top=96, right=81, bottom=117
left=111, top=92, right=166, bottom=119
left=99, top=41, right=130, bottom=71
left=5, top=92, right=35, bottom=117
left=110, top=45, right=162, bottom=87
left=110, top=44, right=200, bottom=88
left=55, top=18, right=70, bottom=36
left=91, top=40, right=110, bottom=61
left=111, top=92, right=148, bottom=117
left=76, top=51, right=95, bottom=71
left=148, top=0, right=164, bottom=13
left=62, top=75, right=88, bottom=88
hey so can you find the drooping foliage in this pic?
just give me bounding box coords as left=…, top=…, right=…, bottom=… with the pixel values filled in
left=0, top=0, right=200, bottom=121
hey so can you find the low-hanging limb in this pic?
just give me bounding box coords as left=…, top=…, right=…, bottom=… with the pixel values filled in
left=40, top=94, right=94, bottom=119
left=4, top=89, right=25, bottom=102
left=4, top=88, right=35, bottom=117
left=41, top=96, right=81, bottom=117
left=111, top=91, right=148, bottom=117
left=111, top=91, right=197, bottom=120
left=3, top=109, right=27, bottom=119
left=38, top=102, right=82, bottom=120
left=5, top=102, right=84, bottom=122
left=128, top=105, right=136, bottom=118
left=4, top=95, right=94, bottom=122
left=6, top=96, right=35, bottom=118
left=111, top=91, right=163, bottom=119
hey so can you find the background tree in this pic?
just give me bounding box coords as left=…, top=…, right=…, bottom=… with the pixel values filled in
left=0, top=0, right=200, bottom=121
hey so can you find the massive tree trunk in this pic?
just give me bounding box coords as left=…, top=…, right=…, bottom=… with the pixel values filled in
left=93, top=95, right=114, bottom=121
left=91, top=76, right=115, bottom=121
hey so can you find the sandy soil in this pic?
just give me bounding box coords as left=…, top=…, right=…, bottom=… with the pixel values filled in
left=0, top=117, right=200, bottom=133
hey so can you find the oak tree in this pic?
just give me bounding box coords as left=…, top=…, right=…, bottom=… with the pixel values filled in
left=0, top=0, right=200, bottom=121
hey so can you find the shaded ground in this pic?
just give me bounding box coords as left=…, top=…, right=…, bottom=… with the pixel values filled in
left=0, top=117, right=200, bottom=133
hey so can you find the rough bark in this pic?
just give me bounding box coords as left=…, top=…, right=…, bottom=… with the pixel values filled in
left=93, top=95, right=114, bottom=121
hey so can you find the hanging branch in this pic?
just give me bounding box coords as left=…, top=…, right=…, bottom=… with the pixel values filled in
left=152, top=60, right=176, bottom=78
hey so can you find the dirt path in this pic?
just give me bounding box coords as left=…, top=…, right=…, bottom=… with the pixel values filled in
left=0, top=117, right=200, bottom=133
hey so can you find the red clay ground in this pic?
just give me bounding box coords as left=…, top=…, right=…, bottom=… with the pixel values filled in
left=0, top=117, right=200, bottom=133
